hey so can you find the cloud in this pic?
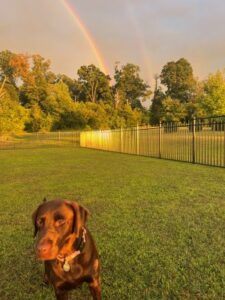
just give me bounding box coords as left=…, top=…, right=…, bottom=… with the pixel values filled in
left=1, top=0, right=225, bottom=82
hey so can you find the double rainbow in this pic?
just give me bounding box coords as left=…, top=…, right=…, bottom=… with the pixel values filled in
left=60, top=0, right=151, bottom=83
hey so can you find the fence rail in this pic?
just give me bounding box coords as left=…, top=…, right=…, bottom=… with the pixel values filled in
left=80, top=117, right=225, bottom=168
left=0, top=131, right=80, bottom=150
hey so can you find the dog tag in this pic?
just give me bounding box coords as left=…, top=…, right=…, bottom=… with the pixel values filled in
left=63, top=261, right=70, bottom=272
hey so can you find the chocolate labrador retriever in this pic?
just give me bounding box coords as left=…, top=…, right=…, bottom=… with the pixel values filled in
left=32, top=199, right=101, bottom=300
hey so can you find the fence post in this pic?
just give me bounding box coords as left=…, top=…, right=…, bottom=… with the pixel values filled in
left=192, top=117, right=196, bottom=164
left=159, top=121, right=162, bottom=158
left=120, top=127, right=123, bottom=153
left=136, top=124, right=139, bottom=155
left=58, top=131, right=61, bottom=142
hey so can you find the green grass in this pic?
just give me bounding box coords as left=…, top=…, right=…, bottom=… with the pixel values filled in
left=1, top=147, right=225, bottom=299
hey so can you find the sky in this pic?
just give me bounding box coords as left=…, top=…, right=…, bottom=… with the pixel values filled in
left=1, top=0, right=225, bottom=86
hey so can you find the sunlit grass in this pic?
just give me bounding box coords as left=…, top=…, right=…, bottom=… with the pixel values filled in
left=0, top=147, right=225, bottom=299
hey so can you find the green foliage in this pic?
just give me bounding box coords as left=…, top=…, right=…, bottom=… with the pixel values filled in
left=0, top=85, right=27, bottom=135
left=160, top=58, right=196, bottom=103
left=20, top=54, right=51, bottom=107
left=161, top=97, right=186, bottom=122
left=114, top=63, right=151, bottom=109
left=77, top=64, right=113, bottom=104
left=78, top=101, right=110, bottom=129
left=25, top=104, right=53, bottom=132
left=58, top=74, right=80, bottom=101
left=150, top=88, right=165, bottom=124
left=117, top=103, right=143, bottom=127
left=44, top=82, right=74, bottom=114
left=0, top=50, right=30, bottom=86
left=59, top=101, right=144, bottom=130
left=0, top=50, right=15, bottom=85
left=3, top=82, right=20, bottom=102
left=2, top=49, right=225, bottom=133
left=61, top=101, right=109, bottom=130
left=200, top=71, right=225, bottom=116
left=59, top=109, right=86, bottom=130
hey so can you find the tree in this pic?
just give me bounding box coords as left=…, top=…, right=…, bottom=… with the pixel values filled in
left=200, top=71, right=225, bottom=116
left=0, top=83, right=27, bottom=135
left=0, top=76, right=7, bottom=99
left=161, top=97, right=186, bottom=122
left=43, top=82, right=75, bottom=129
left=0, top=50, right=30, bottom=86
left=43, top=82, right=74, bottom=115
left=185, top=81, right=206, bottom=119
left=9, top=53, right=30, bottom=82
left=0, top=50, right=15, bottom=85
left=63, top=101, right=110, bottom=130
left=150, top=74, right=165, bottom=124
left=3, top=82, right=20, bottom=102
left=59, top=109, right=86, bottom=130
left=114, top=63, right=151, bottom=109
left=77, top=65, right=113, bottom=104
left=150, top=88, right=165, bottom=124
left=0, top=50, right=155, bottom=132
left=25, top=103, right=53, bottom=132
left=57, top=74, right=81, bottom=101
left=20, top=55, right=51, bottom=107
left=117, top=103, right=143, bottom=127
left=160, top=58, right=196, bottom=103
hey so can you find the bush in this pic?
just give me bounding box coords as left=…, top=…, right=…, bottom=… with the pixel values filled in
left=0, top=89, right=27, bottom=135
left=25, top=104, right=53, bottom=132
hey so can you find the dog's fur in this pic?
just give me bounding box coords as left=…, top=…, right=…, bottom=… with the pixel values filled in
left=32, top=199, right=101, bottom=300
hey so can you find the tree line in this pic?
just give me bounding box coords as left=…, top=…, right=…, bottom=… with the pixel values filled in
left=150, top=58, right=225, bottom=124
left=0, top=50, right=225, bottom=135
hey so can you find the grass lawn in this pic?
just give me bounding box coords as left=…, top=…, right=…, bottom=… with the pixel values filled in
left=0, top=147, right=225, bottom=299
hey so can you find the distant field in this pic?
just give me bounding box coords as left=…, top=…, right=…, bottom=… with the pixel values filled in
left=0, top=147, right=225, bottom=299
left=0, top=132, right=80, bottom=149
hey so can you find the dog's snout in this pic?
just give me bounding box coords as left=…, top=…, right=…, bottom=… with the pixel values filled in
left=37, top=239, right=53, bottom=256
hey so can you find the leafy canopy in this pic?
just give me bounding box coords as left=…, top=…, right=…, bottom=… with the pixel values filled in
left=114, top=63, right=151, bottom=109
left=160, top=58, right=196, bottom=103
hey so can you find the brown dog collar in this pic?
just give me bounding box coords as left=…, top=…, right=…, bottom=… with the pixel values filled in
left=57, top=227, right=87, bottom=272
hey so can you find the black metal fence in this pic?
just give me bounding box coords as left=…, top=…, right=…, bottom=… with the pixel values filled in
left=2, top=117, right=225, bottom=167
left=0, top=131, right=80, bottom=150
left=80, top=116, right=225, bottom=167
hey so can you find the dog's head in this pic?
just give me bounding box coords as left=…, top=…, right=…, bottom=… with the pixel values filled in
left=32, top=199, right=89, bottom=260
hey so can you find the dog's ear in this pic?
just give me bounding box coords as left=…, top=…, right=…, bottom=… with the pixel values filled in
left=78, top=203, right=89, bottom=227
left=32, top=204, right=43, bottom=237
left=66, top=201, right=89, bottom=234
left=32, top=208, right=39, bottom=237
left=32, top=198, right=48, bottom=235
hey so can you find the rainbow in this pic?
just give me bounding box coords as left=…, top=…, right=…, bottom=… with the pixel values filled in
left=125, top=0, right=153, bottom=84
left=60, top=0, right=108, bottom=74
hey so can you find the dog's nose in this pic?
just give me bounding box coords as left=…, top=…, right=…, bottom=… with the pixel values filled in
left=37, top=239, right=52, bottom=256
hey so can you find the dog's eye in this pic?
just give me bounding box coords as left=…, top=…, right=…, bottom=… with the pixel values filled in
left=37, top=217, right=45, bottom=227
left=54, top=213, right=66, bottom=227
left=55, top=218, right=65, bottom=227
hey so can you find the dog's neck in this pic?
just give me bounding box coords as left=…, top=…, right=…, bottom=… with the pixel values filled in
left=56, top=227, right=87, bottom=271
